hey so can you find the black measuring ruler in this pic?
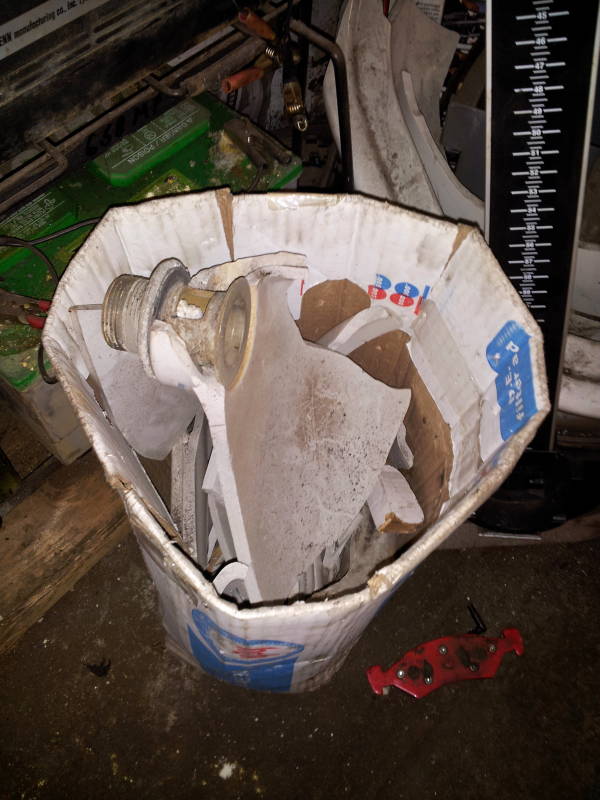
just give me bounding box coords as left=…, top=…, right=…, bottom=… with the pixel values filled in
left=486, top=0, right=600, bottom=449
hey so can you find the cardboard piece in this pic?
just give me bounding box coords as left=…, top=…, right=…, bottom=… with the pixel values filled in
left=350, top=331, right=452, bottom=530
left=297, top=279, right=370, bottom=343
left=297, top=280, right=451, bottom=534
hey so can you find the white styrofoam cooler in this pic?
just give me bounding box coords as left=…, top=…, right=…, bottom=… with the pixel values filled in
left=43, top=190, right=549, bottom=692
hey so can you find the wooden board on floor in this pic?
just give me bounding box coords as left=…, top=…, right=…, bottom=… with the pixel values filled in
left=0, top=450, right=129, bottom=656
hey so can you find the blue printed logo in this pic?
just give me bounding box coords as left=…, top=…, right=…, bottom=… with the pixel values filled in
left=486, top=321, right=537, bottom=440
left=367, top=273, right=431, bottom=313
left=188, top=610, right=304, bottom=692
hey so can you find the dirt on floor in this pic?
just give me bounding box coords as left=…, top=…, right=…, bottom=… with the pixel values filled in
left=1, top=531, right=600, bottom=800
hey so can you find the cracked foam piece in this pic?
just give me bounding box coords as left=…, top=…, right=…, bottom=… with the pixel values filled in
left=368, top=465, right=424, bottom=534
left=219, top=274, right=411, bottom=601
left=317, top=306, right=409, bottom=354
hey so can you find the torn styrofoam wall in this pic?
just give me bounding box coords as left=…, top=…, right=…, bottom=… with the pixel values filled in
left=43, top=189, right=549, bottom=692
left=230, top=193, right=457, bottom=318
left=323, top=0, right=442, bottom=212
left=323, top=0, right=484, bottom=228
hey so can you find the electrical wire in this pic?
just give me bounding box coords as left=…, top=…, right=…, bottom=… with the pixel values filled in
left=29, top=217, right=100, bottom=244
left=0, top=217, right=100, bottom=288
left=0, top=216, right=100, bottom=384
left=247, top=161, right=267, bottom=191
left=37, top=342, right=58, bottom=384
left=0, top=236, right=59, bottom=285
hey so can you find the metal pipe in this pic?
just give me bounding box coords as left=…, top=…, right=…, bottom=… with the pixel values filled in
left=144, top=74, right=188, bottom=98
left=289, top=19, right=353, bottom=192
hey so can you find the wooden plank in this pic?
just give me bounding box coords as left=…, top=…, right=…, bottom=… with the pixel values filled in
left=0, top=450, right=129, bottom=655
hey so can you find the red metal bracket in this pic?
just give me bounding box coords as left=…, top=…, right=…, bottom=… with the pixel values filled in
left=366, top=627, right=524, bottom=698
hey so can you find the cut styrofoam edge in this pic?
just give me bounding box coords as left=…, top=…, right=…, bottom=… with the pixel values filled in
left=291, top=510, right=361, bottom=596
left=212, top=561, right=249, bottom=595
left=395, top=422, right=413, bottom=469
left=191, top=250, right=315, bottom=322
left=398, top=70, right=484, bottom=229
left=294, top=565, right=315, bottom=598
left=321, top=510, right=362, bottom=570
left=312, top=557, right=341, bottom=594
left=317, top=306, right=409, bottom=354
left=169, top=416, right=208, bottom=564
left=367, top=465, right=423, bottom=531
left=418, top=225, right=550, bottom=499
left=559, top=374, right=600, bottom=420
left=203, top=464, right=236, bottom=566
left=230, top=193, right=458, bottom=333
left=150, top=320, right=199, bottom=391
left=113, top=300, right=262, bottom=598
left=120, top=404, right=547, bottom=631
left=45, top=192, right=232, bottom=318
left=207, top=525, right=218, bottom=560
left=206, top=494, right=236, bottom=562
left=407, top=311, right=480, bottom=501
left=189, top=252, right=308, bottom=292
left=388, top=0, right=458, bottom=140
left=187, top=374, right=264, bottom=601
left=202, top=450, right=222, bottom=500
left=41, top=340, right=177, bottom=538
left=43, top=190, right=460, bottom=369
left=287, top=266, right=328, bottom=321
left=199, top=405, right=260, bottom=597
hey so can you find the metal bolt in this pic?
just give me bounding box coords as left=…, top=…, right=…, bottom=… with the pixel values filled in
left=396, top=668, right=405, bottom=679
left=488, top=643, right=497, bottom=653
left=469, top=663, right=479, bottom=672
left=424, top=676, right=433, bottom=685
left=438, top=645, right=448, bottom=655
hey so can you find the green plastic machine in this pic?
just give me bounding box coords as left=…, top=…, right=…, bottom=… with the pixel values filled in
left=0, top=94, right=301, bottom=463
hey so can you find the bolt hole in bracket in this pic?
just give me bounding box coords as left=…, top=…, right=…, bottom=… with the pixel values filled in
left=367, top=628, right=524, bottom=699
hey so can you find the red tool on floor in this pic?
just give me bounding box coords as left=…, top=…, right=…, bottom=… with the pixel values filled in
left=366, top=606, right=524, bottom=699
left=0, top=288, right=51, bottom=329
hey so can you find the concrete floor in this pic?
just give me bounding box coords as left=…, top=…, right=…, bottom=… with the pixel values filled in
left=1, top=531, right=600, bottom=799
